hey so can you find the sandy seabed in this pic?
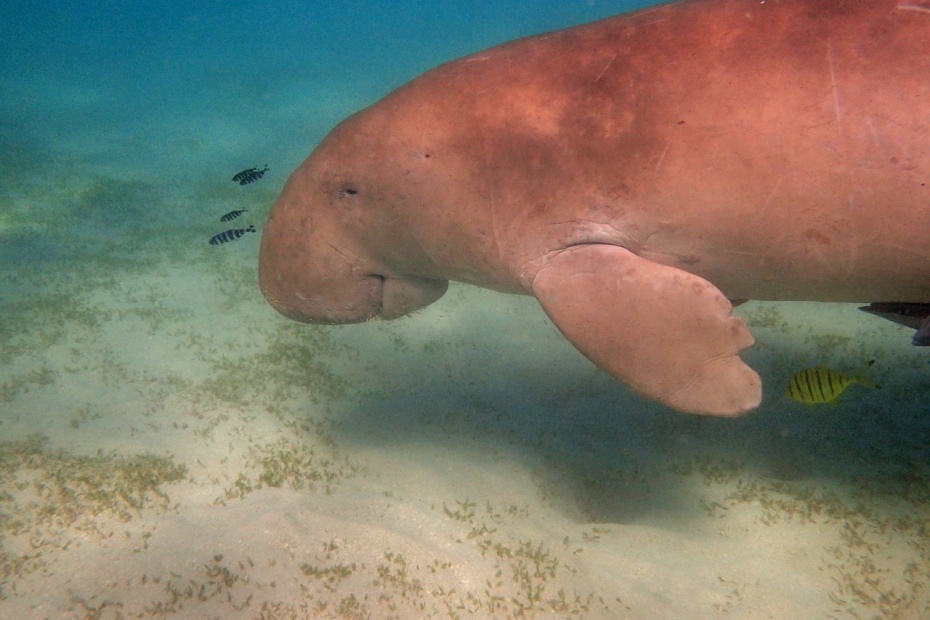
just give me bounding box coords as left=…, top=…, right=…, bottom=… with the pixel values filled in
left=2, top=171, right=930, bottom=620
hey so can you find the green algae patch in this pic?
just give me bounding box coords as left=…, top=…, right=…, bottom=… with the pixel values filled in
left=0, top=435, right=187, bottom=598
left=0, top=435, right=187, bottom=531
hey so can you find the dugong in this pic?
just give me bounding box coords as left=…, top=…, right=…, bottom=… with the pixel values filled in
left=259, top=0, right=930, bottom=416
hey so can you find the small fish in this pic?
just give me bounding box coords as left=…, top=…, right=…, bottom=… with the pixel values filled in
left=232, top=165, right=269, bottom=185
left=219, top=208, right=248, bottom=222
left=786, top=361, right=877, bottom=405
left=209, top=225, right=256, bottom=246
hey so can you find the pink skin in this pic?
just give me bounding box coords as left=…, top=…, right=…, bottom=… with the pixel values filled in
left=259, top=0, right=930, bottom=415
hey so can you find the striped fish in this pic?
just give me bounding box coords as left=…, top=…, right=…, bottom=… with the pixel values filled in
left=232, top=165, right=269, bottom=185
left=209, top=225, right=256, bottom=246
left=785, top=361, right=876, bottom=405
left=219, top=208, right=248, bottom=222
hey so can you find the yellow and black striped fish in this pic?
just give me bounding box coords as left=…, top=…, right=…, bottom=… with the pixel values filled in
left=209, top=225, right=256, bottom=246
left=786, top=361, right=876, bottom=405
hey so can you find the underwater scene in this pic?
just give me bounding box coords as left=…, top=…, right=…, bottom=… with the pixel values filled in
left=2, top=0, right=930, bottom=618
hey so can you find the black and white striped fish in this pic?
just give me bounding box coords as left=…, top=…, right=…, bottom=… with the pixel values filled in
left=219, top=208, right=248, bottom=222
left=232, top=165, right=269, bottom=185
left=209, top=225, right=256, bottom=246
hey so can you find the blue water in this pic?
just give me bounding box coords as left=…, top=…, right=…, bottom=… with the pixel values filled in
left=2, top=1, right=647, bottom=178
left=1, top=0, right=646, bottom=268
left=2, top=1, right=929, bottom=618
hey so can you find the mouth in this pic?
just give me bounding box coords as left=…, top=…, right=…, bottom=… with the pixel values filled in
left=273, top=275, right=384, bottom=324
left=263, top=273, right=449, bottom=324
left=376, top=273, right=449, bottom=320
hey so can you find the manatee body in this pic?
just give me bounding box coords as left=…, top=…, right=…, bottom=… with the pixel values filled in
left=259, top=0, right=930, bottom=416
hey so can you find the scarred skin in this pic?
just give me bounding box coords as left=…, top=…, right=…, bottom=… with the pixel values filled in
left=259, top=0, right=930, bottom=415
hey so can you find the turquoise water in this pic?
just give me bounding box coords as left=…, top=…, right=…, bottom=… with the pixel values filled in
left=2, top=1, right=929, bottom=618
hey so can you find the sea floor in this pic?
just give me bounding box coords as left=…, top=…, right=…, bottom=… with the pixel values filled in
left=2, top=208, right=929, bottom=619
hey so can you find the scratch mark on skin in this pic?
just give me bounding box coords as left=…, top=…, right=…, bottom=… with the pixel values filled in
left=897, top=3, right=930, bottom=14
left=827, top=42, right=842, bottom=126
left=761, top=177, right=785, bottom=210
left=595, top=53, right=618, bottom=82
left=328, top=242, right=362, bottom=267
left=866, top=117, right=878, bottom=143
left=655, top=141, right=671, bottom=173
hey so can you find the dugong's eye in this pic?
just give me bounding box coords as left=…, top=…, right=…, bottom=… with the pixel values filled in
left=329, top=183, right=359, bottom=204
